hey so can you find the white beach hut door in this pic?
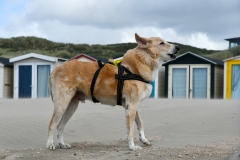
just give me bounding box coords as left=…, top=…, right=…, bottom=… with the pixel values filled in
left=37, top=65, right=50, bottom=98
left=168, top=65, right=189, bottom=99
left=169, top=65, right=210, bottom=99
left=190, top=65, right=210, bottom=99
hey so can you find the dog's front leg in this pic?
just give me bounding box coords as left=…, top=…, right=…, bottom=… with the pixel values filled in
left=135, top=110, right=151, bottom=146
left=125, top=104, right=142, bottom=151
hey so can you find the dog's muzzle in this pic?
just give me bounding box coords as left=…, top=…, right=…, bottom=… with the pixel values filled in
left=168, top=45, right=180, bottom=59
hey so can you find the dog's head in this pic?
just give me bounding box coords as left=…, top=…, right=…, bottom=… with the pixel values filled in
left=135, top=33, right=179, bottom=62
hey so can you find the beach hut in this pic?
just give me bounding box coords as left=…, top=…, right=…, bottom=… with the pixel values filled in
left=223, top=55, right=240, bottom=99
left=0, top=57, right=13, bottom=98
left=225, top=37, right=240, bottom=49
left=162, top=52, right=224, bottom=99
left=10, top=53, right=67, bottom=99
left=71, top=53, right=108, bottom=62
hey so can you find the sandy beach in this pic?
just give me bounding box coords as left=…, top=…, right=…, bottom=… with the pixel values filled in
left=0, top=98, right=240, bottom=160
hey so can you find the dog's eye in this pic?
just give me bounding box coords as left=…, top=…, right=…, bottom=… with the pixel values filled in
left=159, top=42, right=165, bottom=45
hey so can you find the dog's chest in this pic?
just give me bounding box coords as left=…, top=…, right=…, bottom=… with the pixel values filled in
left=141, top=83, right=152, bottom=100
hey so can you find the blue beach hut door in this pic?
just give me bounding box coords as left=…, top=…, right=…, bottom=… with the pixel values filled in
left=19, top=65, right=32, bottom=98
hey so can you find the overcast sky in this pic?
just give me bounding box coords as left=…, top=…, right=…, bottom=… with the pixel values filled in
left=0, top=0, right=239, bottom=50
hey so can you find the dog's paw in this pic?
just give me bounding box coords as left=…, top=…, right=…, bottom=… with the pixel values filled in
left=129, top=145, right=142, bottom=151
left=140, top=138, right=152, bottom=146
left=59, top=143, right=71, bottom=149
left=46, top=143, right=56, bottom=150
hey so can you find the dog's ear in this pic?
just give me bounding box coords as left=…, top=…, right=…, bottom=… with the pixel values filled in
left=135, top=33, right=149, bottom=48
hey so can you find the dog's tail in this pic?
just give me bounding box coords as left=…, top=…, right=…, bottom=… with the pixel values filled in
left=48, top=76, right=53, bottom=101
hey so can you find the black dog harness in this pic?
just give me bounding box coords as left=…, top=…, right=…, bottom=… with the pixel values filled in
left=90, top=60, right=150, bottom=106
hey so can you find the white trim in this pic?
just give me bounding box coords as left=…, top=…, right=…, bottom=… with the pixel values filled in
left=223, top=55, right=240, bottom=61
left=10, top=53, right=58, bottom=63
left=168, top=64, right=189, bottom=99
left=189, top=64, right=211, bottom=99
left=163, top=52, right=217, bottom=65
left=0, top=66, right=3, bottom=98
left=184, top=52, right=217, bottom=64
left=152, top=71, right=159, bottom=98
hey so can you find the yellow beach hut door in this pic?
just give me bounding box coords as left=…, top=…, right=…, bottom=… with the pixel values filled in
left=231, top=64, right=240, bottom=99
left=226, top=61, right=240, bottom=99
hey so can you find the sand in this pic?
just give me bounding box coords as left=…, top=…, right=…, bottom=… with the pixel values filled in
left=0, top=98, right=239, bottom=159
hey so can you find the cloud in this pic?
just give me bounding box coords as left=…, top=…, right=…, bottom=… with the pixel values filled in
left=121, top=27, right=228, bottom=50
left=0, top=0, right=239, bottom=50
left=186, top=33, right=227, bottom=50
left=23, top=0, right=240, bottom=36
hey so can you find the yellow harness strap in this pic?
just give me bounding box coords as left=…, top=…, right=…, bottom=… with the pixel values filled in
left=113, top=59, right=122, bottom=66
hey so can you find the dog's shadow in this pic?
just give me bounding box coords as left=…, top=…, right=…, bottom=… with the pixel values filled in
left=70, top=138, right=153, bottom=151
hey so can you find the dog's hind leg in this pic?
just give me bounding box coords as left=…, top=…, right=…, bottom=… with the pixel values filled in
left=46, top=90, right=75, bottom=150
left=135, top=110, right=151, bottom=146
left=57, top=97, right=79, bottom=149
left=125, top=103, right=142, bottom=151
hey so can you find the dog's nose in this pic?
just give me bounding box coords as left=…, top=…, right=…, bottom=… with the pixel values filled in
left=175, top=45, right=180, bottom=51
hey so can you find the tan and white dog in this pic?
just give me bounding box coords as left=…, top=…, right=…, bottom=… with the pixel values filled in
left=46, top=33, right=179, bottom=151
